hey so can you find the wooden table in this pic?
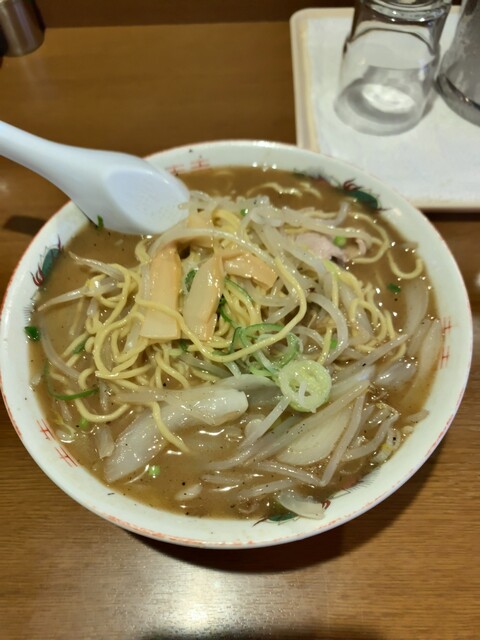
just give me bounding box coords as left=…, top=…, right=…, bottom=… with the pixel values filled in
left=1, top=23, right=479, bottom=640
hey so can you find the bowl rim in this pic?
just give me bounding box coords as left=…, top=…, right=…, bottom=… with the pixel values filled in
left=0, top=139, right=473, bottom=548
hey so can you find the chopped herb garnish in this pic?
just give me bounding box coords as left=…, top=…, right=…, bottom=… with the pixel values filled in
left=50, top=387, right=99, bottom=401
left=228, top=326, right=244, bottom=354
left=24, top=325, right=41, bottom=341
left=217, top=295, right=235, bottom=325
left=96, top=215, right=104, bottom=229
left=330, top=338, right=338, bottom=350
left=72, top=339, right=87, bottom=354
left=333, top=236, right=347, bottom=248
left=240, top=208, right=249, bottom=217
left=225, top=276, right=252, bottom=301
left=227, top=322, right=300, bottom=375
left=78, top=417, right=90, bottom=430
left=43, top=361, right=99, bottom=401
left=51, top=387, right=98, bottom=401
left=387, top=283, right=402, bottom=294
left=178, top=339, right=191, bottom=352
left=184, top=269, right=197, bottom=292
left=148, top=464, right=160, bottom=477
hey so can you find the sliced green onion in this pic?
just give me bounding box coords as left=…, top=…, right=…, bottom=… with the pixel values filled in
left=333, top=236, right=347, bottom=248
left=54, top=389, right=97, bottom=401
left=217, top=295, right=236, bottom=326
left=274, top=333, right=301, bottom=369
left=178, top=339, right=191, bottom=352
left=24, top=325, right=41, bottom=341
left=240, top=323, right=284, bottom=341
left=72, top=339, right=87, bottom=354
left=227, top=323, right=301, bottom=377
left=237, top=324, right=282, bottom=373
left=50, top=387, right=99, bottom=402
left=43, top=361, right=99, bottom=401
left=184, top=269, right=197, bottom=292
left=387, top=283, right=401, bottom=294
left=225, top=277, right=252, bottom=302
left=277, top=359, right=332, bottom=412
left=330, top=338, right=338, bottom=351
left=96, top=215, right=104, bottom=229
left=78, top=417, right=90, bottom=431
left=240, top=208, right=249, bottom=217
left=228, top=326, right=244, bottom=354
left=148, top=464, right=160, bottom=477
left=246, top=366, right=272, bottom=378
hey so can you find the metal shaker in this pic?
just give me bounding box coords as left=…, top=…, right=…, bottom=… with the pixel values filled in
left=0, top=0, right=44, bottom=56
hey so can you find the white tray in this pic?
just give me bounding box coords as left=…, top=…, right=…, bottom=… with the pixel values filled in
left=290, top=7, right=480, bottom=212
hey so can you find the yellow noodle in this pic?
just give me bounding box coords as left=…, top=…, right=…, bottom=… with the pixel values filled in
left=385, top=309, right=396, bottom=341
left=221, top=289, right=249, bottom=326
left=107, top=326, right=149, bottom=366
left=97, top=362, right=153, bottom=381
left=283, top=226, right=309, bottom=235
left=62, top=331, right=89, bottom=358
left=328, top=270, right=339, bottom=309
left=387, top=251, right=424, bottom=279
left=94, top=294, right=120, bottom=310
left=102, top=279, right=133, bottom=327
left=92, top=316, right=130, bottom=374
left=85, top=315, right=102, bottom=336
left=350, top=214, right=390, bottom=264
left=155, top=349, right=189, bottom=388
left=110, top=350, right=145, bottom=374
left=110, top=328, right=122, bottom=362
left=74, top=398, right=129, bottom=423
left=215, top=315, right=235, bottom=339
left=318, top=326, right=333, bottom=365
left=190, top=370, right=221, bottom=383
left=337, top=269, right=365, bottom=299
left=350, top=300, right=383, bottom=333
left=110, top=378, right=146, bottom=391
left=225, top=279, right=262, bottom=324
left=78, top=366, right=96, bottom=389
left=149, top=402, right=189, bottom=452
left=222, top=286, right=259, bottom=327
left=85, top=336, right=95, bottom=353
left=213, top=208, right=241, bottom=232
left=65, top=353, right=82, bottom=368
left=49, top=371, right=67, bottom=384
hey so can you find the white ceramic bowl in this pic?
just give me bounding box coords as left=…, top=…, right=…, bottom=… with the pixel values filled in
left=0, top=141, right=472, bottom=548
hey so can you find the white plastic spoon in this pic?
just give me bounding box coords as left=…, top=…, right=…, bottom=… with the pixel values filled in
left=0, top=120, right=189, bottom=234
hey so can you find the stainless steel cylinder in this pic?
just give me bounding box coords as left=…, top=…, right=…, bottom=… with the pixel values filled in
left=0, top=0, right=44, bottom=56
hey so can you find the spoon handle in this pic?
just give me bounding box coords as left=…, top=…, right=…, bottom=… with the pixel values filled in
left=0, top=120, right=189, bottom=235
left=0, top=120, right=126, bottom=195
left=0, top=120, right=76, bottom=187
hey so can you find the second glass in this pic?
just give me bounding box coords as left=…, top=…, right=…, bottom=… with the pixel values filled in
left=335, top=0, right=451, bottom=135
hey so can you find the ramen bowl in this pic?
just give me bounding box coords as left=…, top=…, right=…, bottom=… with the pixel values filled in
left=0, top=140, right=472, bottom=548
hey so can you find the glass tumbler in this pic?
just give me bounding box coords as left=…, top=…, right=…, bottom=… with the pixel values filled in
left=335, top=0, right=452, bottom=135
left=437, top=0, right=480, bottom=126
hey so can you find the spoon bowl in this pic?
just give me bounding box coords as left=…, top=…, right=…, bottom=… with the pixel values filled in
left=0, top=121, right=189, bottom=234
